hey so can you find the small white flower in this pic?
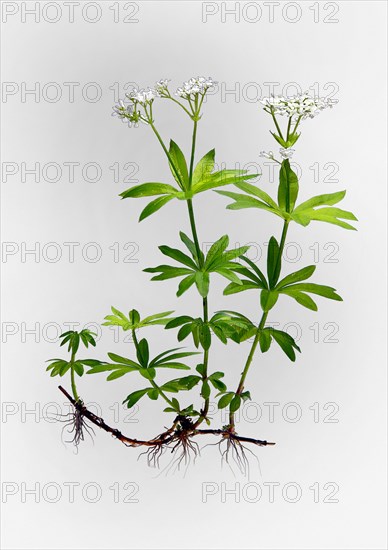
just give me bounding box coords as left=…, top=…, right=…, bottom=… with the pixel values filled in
left=155, top=79, right=170, bottom=96
left=279, top=148, right=295, bottom=159
left=112, top=100, right=133, bottom=120
left=260, top=92, right=338, bottom=119
left=176, top=76, right=216, bottom=99
left=259, top=151, right=274, bottom=160
left=127, top=87, right=156, bottom=106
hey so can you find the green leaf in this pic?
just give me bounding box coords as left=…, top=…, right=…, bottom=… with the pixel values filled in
left=177, top=324, right=193, bottom=342
left=139, top=195, right=174, bottom=221
left=267, top=236, right=281, bottom=287
left=194, top=170, right=258, bottom=194
left=136, top=339, right=149, bottom=367
left=107, top=353, right=139, bottom=368
left=78, top=359, right=104, bottom=367
left=144, top=265, right=193, bottom=281
left=278, top=159, right=299, bottom=212
left=139, top=367, right=156, bottom=380
left=204, top=235, right=229, bottom=268
left=260, top=289, right=279, bottom=312
left=209, top=377, right=227, bottom=393
left=199, top=323, right=211, bottom=351
left=165, top=316, right=194, bottom=329
left=276, top=265, right=316, bottom=289
left=180, top=232, right=204, bottom=265
left=123, top=388, right=149, bottom=408
left=216, top=268, right=243, bottom=286
left=218, top=393, right=234, bottom=409
left=223, top=280, right=261, bottom=295
left=271, top=329, right=301, bottom=362
left=107, top=369, right=132, bottom=381
left=217, top=191, right=279, bottom=215
left=281, top=289, right=318, bottom=311
left=71, top=333, right=80, bottom=354
left=87, top=364, right=134, bottom=375
left=192, top=149, right=215, bottom=186
left=259, top=329, right=272, bottom=352
left=163, top=375, right=201, bottom=392
left=305, top=208, right=357, bottom=230
left=141, top=310, right=175, bottom=326
left=201, top=380, right=211, bottom=399
left=241, top=256, right=268, bottom=288
left=120, top=182, right=178, bottom=199
left=60, top=362, right=72, bottom=376
left=285, top=283, right=342, bottom=301
left=230, top=394, right=242, bottom=413
left=195, top=271, right=210, bottom=297
left=159, top=245, right=198, bottom=269
left=148, top=348, right=184, bottom=365
left=151, top=350, right=199, bottom=367
left=177, top=274, right=196, bottom=296
left=234, top=181, right=278, bottom=209
left=294, top=190, right=347, bottom=213
left=147, top=388, right=159, bottom=400
left=73, top=361, right=84, bottom=376
left=169, top=140, right=189, bottom=189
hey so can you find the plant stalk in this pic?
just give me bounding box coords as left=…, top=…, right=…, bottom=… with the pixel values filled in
left=229, top=219, right=289, bottom=429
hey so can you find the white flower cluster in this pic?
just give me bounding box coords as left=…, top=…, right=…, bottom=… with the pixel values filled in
left=112, top=100, right=136, bottom=124
left=155, top=79, right=170, bottom=96
left=279, top=147, right=295, bottom=159
left=260, top=92, right=338, bottom=119
left=259, top=151, right=274, bottom=160
left=127, top=87, right=157, bottom=105
left=176, top=76, right=216, bottom=99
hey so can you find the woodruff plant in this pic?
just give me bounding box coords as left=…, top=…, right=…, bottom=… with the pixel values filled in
left=47, top=77, right=357, bottom=470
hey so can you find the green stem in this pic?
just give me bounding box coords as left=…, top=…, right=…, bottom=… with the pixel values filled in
left=188, top=120, right=198, bottom=189
left=185, top=118, right=211, bottom=427
left=286, top=116, right=292, bottom=142
left=271, top=109, right=284, bottom=140
left=229, top=219, right=290, bottom=429
left=292, top=115, right=302, bottom=135
left=69, top=351, right=79, bottom=402
left=149, top=123, right=182, bottom=188
left=150, top=379, right=177, bottom=410
left=187, top=199, right=202, bottom=266
left=166, top=95, right=193, bottom=117
left=131, top=329, right=177, bottom=412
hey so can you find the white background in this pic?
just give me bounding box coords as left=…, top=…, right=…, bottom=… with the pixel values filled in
left=1, top=1, right=387, bottom=549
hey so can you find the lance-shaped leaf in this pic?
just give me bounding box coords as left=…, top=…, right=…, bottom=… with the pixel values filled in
left=216, top=190, right=283, bottom=218
left=159, top=245, right=198, bottom=270
left=193, top=169, right=258, bottom=195
left=276, top=265, right=316, bottom=289
left=120, top=181, right=180, bottom=222
left=169, top=140, right=189, bottom=189
left=277, top=159, right=299, bottom=212
left=267, top=236, right=281, bottom=288
left=234, top=181, right=279, bottom=209
left=192, top=149, right=215, bottom=186
left=179, top=231, right=204, bottom=265
left=120, top=182, right=179, bottom=199
left=123, top=388, right=150, bottom=409
left=223, top=256, right=268, bottom=296
left=144, top=265, right=194, bottom=281
left=139, top=195, right=174, bottom=221
left=291, top=190, right=357, bottom=230
left=277, top=281, right=342, bottom=311
left=265, top=328, right=301, bottom=362
left=260, top=289, right=279, bottom=312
